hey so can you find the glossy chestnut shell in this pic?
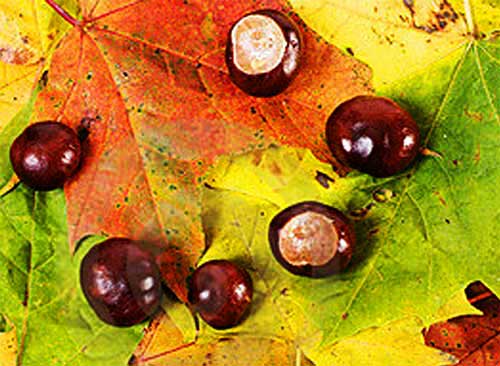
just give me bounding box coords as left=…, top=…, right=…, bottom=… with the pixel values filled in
left=80, top=238, right=162, bottom=327
left=225, top=9, right=303, bottom=97
left=10, top=121, right=82, bottom=191
left=269, top=201, right=355, bottom=278
left=188, top=260, right=253, bottom=329
left=326, top=96, right=421, bottom=177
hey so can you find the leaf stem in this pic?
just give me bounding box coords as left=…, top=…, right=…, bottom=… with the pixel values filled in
left=463, top=0, right=479, bottom=38
left=44, top=0, right=80, bottom=27
left=135, top=341, right=196, bottom=363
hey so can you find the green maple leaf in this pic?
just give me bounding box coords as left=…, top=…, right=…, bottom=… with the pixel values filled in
left=192, top=36, right=499, bottom=358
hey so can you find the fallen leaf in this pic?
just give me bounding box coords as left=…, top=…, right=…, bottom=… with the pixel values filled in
left=0, top=187, right=143, bottom=365
left=424, top=281, right=500, bottom=365
left=132, top=312, right=314, bottom=366
left=289, top=0, right=485, bottom=87
left=312, top=317, right=453, bottom=366
left=198, top=35, right=500, bottom=343
left=29, top=0, right=370, bottom=300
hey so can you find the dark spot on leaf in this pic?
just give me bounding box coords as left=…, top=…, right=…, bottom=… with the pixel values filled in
left=128, top=355, right=137, bottom=365
left=270, top=162, right=282, bottom=176
left=39, top=70, right=49, bottom=88
left=346, top=47, right=354, bottom=56
left=445, top=218, right=451, bottom=224
left=350, top=203, right=375, bottom=219
left=252, top=150, right=264, bottom=166
left=315, top=171, right=335, bottom=188
left=342, top=312, right=348, bottom=320
left=464, top=109, right=483, bottom=122
left=433, top=192, right=447, bottom=207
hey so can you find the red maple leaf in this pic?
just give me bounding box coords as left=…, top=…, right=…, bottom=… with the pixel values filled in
left=423, top=281, right=500, bottom=365
left=36, top=0, right=371, bottom=300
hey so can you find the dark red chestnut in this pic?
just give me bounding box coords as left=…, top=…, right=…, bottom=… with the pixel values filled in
left=10, top=121, right=82, bottom=191
left=326, top=96, right=421, bottom=177
left=269, top=201, right=355, bottom=278
left=188, top=260, right=253, bottom=329
left=225, top=9, right=303, bottom=97
left=80, top=238, right=162, bottom=327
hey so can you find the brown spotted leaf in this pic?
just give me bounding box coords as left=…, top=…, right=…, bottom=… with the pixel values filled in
left=423, top=281, right=500, bottom=365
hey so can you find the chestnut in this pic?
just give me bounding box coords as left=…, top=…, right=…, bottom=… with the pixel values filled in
left=80, top=238, right=162, bottom=327
left=225, top=9, right=303, bottom=97
left=188, top=260, right=253, bottom=329
left=268, top=201, right=355, bottom=278
left=10, top=121, right=82, bottom=191
left=326, top=96, right=421, bottom=177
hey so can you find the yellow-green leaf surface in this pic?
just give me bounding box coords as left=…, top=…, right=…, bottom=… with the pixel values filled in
left=134, top=146, right=456, bottom=364
left=0, top=0, right=76, bottom=131
left=290, top=0, right=498, bottom=87
left=183, top=35, right=499, bottom=357
left=0, top=187, right=143, bottom=365
left=134, top=287, right=449, bottom=366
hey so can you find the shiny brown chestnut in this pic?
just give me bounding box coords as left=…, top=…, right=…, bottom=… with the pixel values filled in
left=188, top=260, right=253, bottom=329
left=80, top=238, right=162, bottom=327
left=10, top=121, right=82, bottom=191
left=326, top=96, right=421, bottom=177
left=225, top=9, right=303, bottom=97
left=269, top=201, right=355, bottom=278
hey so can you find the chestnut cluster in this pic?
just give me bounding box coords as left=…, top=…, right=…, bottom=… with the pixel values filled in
left=79, top=239, right=253, bottom=329
left=7, top=8, right=423, bottom=330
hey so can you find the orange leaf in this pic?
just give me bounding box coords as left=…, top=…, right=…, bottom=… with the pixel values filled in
left=34, top=0, right=370, bottom=300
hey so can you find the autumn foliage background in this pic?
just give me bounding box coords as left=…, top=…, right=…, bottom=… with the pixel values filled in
left=0, top=0, right=498, bottom=365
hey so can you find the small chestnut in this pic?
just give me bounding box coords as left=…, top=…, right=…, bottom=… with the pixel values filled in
left=80, top=238, right=162, bottom=327
left=225, top=9, right=303, bottom=97
left=326, top=96, right=421, bottom=177
left=188, top=260, right=253, bottom=329
left=268, top=201, right=355, bottom=278
left=10, top=121, right=82, bottom=191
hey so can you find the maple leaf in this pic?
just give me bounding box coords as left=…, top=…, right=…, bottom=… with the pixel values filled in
left=289, top=0, right=499, bottom=87
left=423, top=281, right=500, bottom=366
left=31, top=0, right=370, bottom=300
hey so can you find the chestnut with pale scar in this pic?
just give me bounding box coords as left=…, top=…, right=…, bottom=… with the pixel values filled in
left=278, top=211, right=338, bottom=267
left=269, top=201, right=355, bottom=278
left=226, top=9, right=303, bottom=97
left=231, top=14, right=287, bottom=75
